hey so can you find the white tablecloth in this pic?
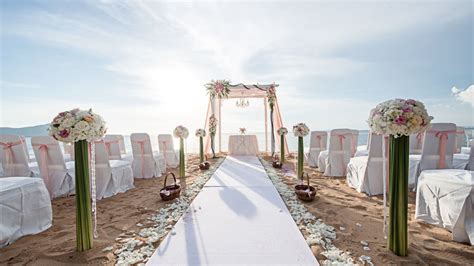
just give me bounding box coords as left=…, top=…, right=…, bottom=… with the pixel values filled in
left=461, top=147, right=471, bottom=154
left=415, top=170, right=473, bottom=245
left=0, top=177, right=52, bottom=247
left=228, top=135, right=259, bottom=155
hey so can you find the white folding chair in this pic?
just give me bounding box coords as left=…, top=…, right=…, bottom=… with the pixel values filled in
left=318, top=129, right=353, bottom=177
left=409, top=123, right=456, bottom=188
left=347, top=132, right=388, bottom=195
left=130, top=133, right=164, bottom=178
left=31, top=136, right=75, bottom=198
left=409, top=132, right=425, bottom=155
left=94, top=141, right=134, bottom=199
left=306, top=131, right=327, bottom=168
left=158, top=134, right=179, bottom=168
left=0, top=135, right=35, bottom=177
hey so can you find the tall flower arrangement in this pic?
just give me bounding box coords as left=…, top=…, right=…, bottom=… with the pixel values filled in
left=48, top=108, right=106, bottom=251
left=195, top=129, right=206, bottom=163
left=277, top=127, right=288, bottom=163
left=267, top=83, right=277, bottom=156
left=208, top=115, right=218, bottom=158
left=205, top=80, right=231, bottom=99
left=293, top=123, right=310, bottom=179
left=174, top=126, right=189, bottom=178
left=368, top=99, right=431, bottom=256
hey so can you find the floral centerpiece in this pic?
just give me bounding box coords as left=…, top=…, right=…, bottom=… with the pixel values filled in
left=367, top=99, right=431, bottom=257
left=267, top=83, right=277, bottom=155
left=293, top=123, right=310, bottom=179
left=205, top=80, right=231, bottom=99
left=48, top=108, right=106, bottom=252
left=277, top=127, right=288, bottom=163
left=195, top=129, right=206, bottom=164
left=239, top=128, right=246, bottom=134
left=267, top=83, right=277, bottom=107
left=209, top=115, right=218, bottom=158
left=174, top=125, right=189, bottom=178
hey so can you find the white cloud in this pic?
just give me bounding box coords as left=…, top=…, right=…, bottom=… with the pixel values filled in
left=452, top=85, right=474, bottom=107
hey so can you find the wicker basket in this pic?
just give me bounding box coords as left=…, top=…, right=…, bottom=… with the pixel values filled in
left=272, top=161, right=283, bottom=168
left=159, top=172, right=181, bottom=201
left=199, top=161, right=210, bottom=170
left=295, top=172, right=316, bottom=202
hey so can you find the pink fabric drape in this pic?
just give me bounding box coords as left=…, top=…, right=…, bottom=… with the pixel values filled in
left=426, top=130, right=457, bottom=169
left=273, top=97, right=289, bottom=154
left=0, top=141, right=24, bottom=174
left=32, top=143, right=58, bottom=196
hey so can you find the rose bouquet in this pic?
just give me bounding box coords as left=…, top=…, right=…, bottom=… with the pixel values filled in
left=174, top=125, right=189, bottom=177
left=205, top=80, right=231, bottom=99
left=293, top=123, right=310, bottom=179
left=49, top=108, right=106, bottom=143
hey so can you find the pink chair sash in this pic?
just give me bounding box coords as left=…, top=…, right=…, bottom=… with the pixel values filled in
left=160, top=141, right=168, bottom=164
left=350, top=134, right=357, bottom=156
left=334, top=134, right=349, bottom=175
left=0, top=141, right=24, bottom=174
left=415, top=132, right=424, bottom=150
left=316, top=135, right=324, bottom=150
left=133, top=140, right=146, bottom=178
left=104, top=139, right=119, bottom=156
left=32, top=142, right=58, bottom=196
left=426, top=130, right=457, bottom=169
left=453, top=130, right=465, bottom=153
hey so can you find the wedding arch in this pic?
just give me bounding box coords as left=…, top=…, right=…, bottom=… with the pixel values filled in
left=203, top=81, right=289, bottom=156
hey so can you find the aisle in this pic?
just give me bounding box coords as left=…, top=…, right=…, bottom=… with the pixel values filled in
left=147, top=156, right=318, bottom=265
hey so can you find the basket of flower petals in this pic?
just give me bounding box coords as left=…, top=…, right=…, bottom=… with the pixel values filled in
left=295, top=172, right=316, bottom=202
left=159, top=172, right=181, bottom=201
left=199, top=161, right=210, bottom=170
left=272, top=155, right=283, bottom=168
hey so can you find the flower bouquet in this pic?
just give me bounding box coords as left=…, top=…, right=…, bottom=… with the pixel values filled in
left=205, top=80, right=231, bottom=99
left=293, top=123, right=310, bottom=179
left=368, top=99, right=431, bottom=256
left=174, top=125, right=189, bottom=178
left=239, top=127, right=246, bottom=135
left=277, top=127, right=288, bottom=163
left=48, top=108, right=106, bottom=251
left=195, top=129, right=210, bottom=170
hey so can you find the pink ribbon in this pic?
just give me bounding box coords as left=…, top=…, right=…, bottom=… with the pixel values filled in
left=316, top=135, right=324, bottom=150
left=160, top=141, right=168, bottom=165
left=32, top=143, right=58, bottom=196
left=334, top=134, right=348, bottom=176
left=133, top=140, right=146, bottom=178
left=415, top=132, right=424, bottom=150
left=0, top=141, right=24, bottom=175
left=103, top=139, right=119, bottom=156
left=427, top=130, right=457, bottom=169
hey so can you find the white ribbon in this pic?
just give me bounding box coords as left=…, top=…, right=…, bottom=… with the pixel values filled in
left=382, top=135, right=387, bottom=237
left=90, top=142, right=98, bottom=238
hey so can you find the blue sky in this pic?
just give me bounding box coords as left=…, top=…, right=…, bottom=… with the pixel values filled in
left=1, top=0, right=473, bottom=135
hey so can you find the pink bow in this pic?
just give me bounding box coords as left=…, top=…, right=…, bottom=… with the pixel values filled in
left=0, top=140, right=24, bottom=175
left=32, top=143, right=58, bottom=196
left=427, top=130, right=457, bottom=169
left=133, top=140, right=146, bottom=178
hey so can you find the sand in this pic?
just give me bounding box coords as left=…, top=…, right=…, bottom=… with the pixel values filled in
left=1, top=153, right=473, bottom=265
left=262, top=155, right=474, bottom=265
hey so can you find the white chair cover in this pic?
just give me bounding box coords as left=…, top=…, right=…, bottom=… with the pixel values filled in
left=318, top=129, right=353, bottom=176
left=158, top=134, right=179, bottom=168
left=63, top=142, right=74, bottom=161
left=94, top=141, right=134, bottom=199
left=130, top=133, right=164, bottom=178
left=454, top=127, right=466, bottom=153
left=415, top=170, right=473, bottom=245
left=103, top=135, right=123, bottom=160
left=0, top=135, right=35, bottom=177
left=409, top=123, right=457, bottom=187
left=354, top=133, right=371, bottom=157
left=31, top=136, right=75, bottom=198
left=347, top=133, right=388, bottom=195
left=306, top=131, right=327, bottom=168
left=350, top=129, right=359, bottom=157
left=409, top=132, right=425, bottom=155
left=0, top=177, right=52, bottom=247
left=19, top=135, right=33, bottom=162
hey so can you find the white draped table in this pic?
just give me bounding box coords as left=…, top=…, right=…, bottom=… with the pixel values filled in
left=228, top=135, right=259, bottom=155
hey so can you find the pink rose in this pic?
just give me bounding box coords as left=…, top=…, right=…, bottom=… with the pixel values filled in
left=395, top=116, right=407, bottom=125
left=58, top=129, right=70, bottom=138
left=402, top=106, right=412, bottom=113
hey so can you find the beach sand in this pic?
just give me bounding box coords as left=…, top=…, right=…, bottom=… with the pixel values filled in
left=262, top=155, right=474, bottom=265
left=1, top=154, right=473, bottom=265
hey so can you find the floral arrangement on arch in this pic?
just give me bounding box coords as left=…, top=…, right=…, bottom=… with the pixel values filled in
left=277, top=127, right=288, bottom=136
left=195, top=129, right=206, bottom=137
left=208, top=115, right=218, bottom=135
left=267, top=83, right=277, bottom=107
left=239, top=128, right=246, bottom=134
left=49, top=108, right=106, bottom=143
left=205, top=80, right=231, bottom=99
left=293, top=123, right=310, bottom=137
left=368, top=99, right=432, bottom=137
left=173, top=125, right=189, bottom=139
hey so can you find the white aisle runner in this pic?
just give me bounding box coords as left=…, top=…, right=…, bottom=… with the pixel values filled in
left=147, top=156, right=318, bottom=265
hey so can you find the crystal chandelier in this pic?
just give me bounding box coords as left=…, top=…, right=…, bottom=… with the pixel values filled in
left=236, top=93, right=249, bottom=108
